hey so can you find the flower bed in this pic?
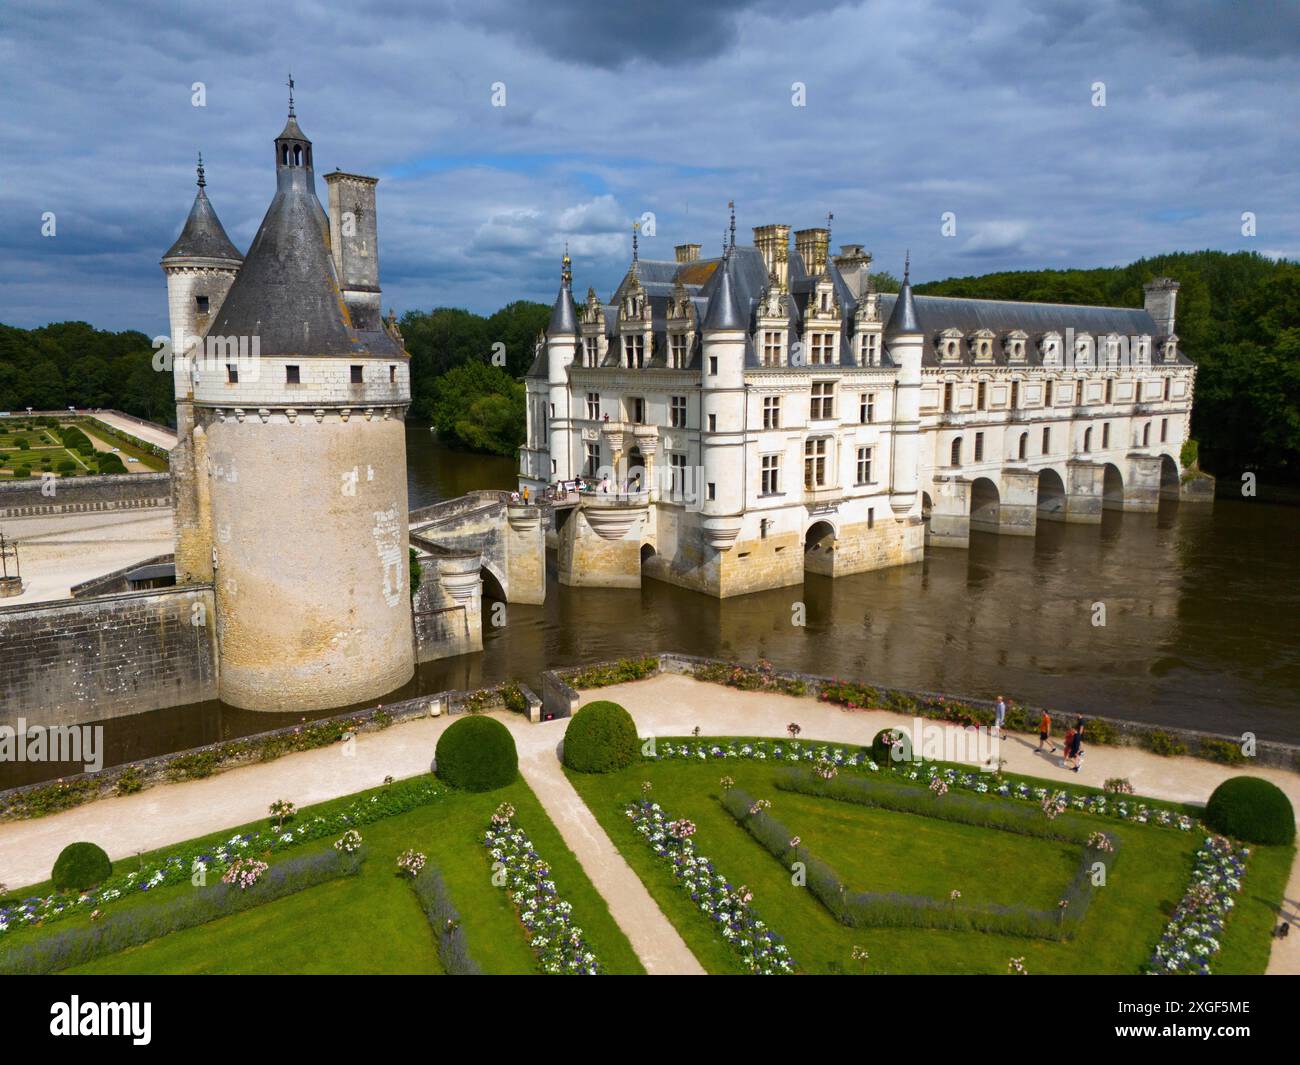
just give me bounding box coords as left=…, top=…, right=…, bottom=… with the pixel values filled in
left=564, top=656, right=659, bottom=689
left=0, top=778, right=441, bottom=935
left=411, top=865, right=482, bottom=975
left=623, top=797, right=795, bottom=974
left=652, top=738, right=1197, bottom=831
left=1148, top=835, right=1250, bottom=975
left=691, top=659, right=807, bottom=697
left=483, top=809, right=601, bottom=975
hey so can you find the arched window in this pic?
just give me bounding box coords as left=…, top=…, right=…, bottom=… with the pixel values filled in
left=950, top=437, right=962, bottom=466
left=281, top=145, right=289, bottom=166
left=1142, top=422, right=1151, bottom=446
left=1018, top=432, right=1028, bottom=461
left=1083, top=427, right=1092, bottom=452
left=293, top=145, right=303, bottom=166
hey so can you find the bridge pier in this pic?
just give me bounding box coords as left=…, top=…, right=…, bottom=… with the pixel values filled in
left=1060, top=459, right=1104, bottom=524
left=994, top=467, right=1038, bottom=536
left=1123, top=453, right=1163, bottom=512
left=928, top=477, right=970, bottom=549
left=558, top=499, right=648, bottom=588
left=411, top=547, right=483, bottom=662
left=504, top=504, right=546, bottom=604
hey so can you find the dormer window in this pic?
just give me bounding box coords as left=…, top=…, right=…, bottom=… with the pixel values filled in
left=1136, top=335, right=1151, bottom=362
left=670, top=333, right=688, bottom=369
left=1005, top=329, right=1028, bottom=362
left=970, top=329, right=995, bottom=362
left=808, top=331, right=837, bottom=365
left=625, top=334, right=646, bottom=369
left=762, top=330, right=785, bottom=367
left=1074, top=335, right=1093, bottom=366
left=1163, top=335, right=1178, bottom=362
left=1041, top=332, right=1062, bottom=364
left=1104, top=334, right=1120, bottom=365
left=938, top=328, right=963, bottom=362
left=857, top=331, right=880, bottom=366
left=195, top=295, right=210, bottom=315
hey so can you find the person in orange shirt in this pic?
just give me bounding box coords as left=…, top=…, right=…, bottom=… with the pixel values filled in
left=1037, top=710, right=1055, bottom=753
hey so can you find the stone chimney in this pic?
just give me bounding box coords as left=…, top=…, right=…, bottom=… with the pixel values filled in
left=752, top=224, right=790, bottom=290
left=324, top=171, right=383, bottom=331
left=675, top=243, right=701, bottom=263
left=834, top=244, right=872, bottom=301
left=1143, top=277, right=1179, bottom=337
left=794, top=227, right=829, bottom=277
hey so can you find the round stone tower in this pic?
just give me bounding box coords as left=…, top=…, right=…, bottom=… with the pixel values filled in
left=177, top=97, right=414, bottom=712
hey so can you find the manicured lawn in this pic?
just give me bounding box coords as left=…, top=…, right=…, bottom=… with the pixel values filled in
left=78, top=420, right=168, bottom=471
left=7, top=777, right=643, bottom=975
left=1215, top=840, right=1296, bottom=974
left=566, top=754, right=1281, bottom=975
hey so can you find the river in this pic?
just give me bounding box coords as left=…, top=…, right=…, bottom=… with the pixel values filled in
left=5, top=428, right=1298, bottom=787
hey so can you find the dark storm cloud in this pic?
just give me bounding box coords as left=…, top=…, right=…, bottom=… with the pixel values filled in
left=0, top=0, right=1296, bottom=336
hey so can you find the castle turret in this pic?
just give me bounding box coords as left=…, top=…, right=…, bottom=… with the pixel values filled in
left=545, top=251, right=579, bottom=483
left=699, top=250, right=747, bottom=547
left=180, top=92, right=414, bottom=712
left=161, top=155, right=243, bottom=586
left=886, top=254, right=923, bottom=515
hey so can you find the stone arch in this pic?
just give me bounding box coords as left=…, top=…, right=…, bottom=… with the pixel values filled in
left=1102, top=462, right=1125, bottom=511
left=804, top=519, right=836, bottom=576
left=479, top=559, right=508, bottom=602
left=969, top=477, right=1000, bottom=533
left=921, top=491, right=933, bottom=522
left=1036, top=468, right=1066, bottom=517
left=1159, top=453, right=1180, bottom=499
left=639, top=542, right=656, bottom=565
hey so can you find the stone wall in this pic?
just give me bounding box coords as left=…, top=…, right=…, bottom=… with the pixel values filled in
left=0, top=472, right=172, bottom=518
left=0, top=585, right=218, bottom=729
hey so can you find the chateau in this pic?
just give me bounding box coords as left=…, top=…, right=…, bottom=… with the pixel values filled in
left=521, top=219, right=1208, bottom=598
left=161, top=96, right=418, bottom=711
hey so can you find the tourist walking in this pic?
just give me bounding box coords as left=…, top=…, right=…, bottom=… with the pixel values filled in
left=1061, top=725, right=1077, bottom=769
left=1037, top=710, right=1055, bottom=753
left=994, top=695, right=1007, bottom=738
left=522, top=485, right=529, bottom=505
left=1069, top=719, right=1085, bottom=773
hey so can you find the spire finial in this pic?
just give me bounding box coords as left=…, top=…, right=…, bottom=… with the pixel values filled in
left=196, top=151, right=206, bottom=189
left=631, top=220, right=639, bottom=264
left=561, top=244, right=572, bottom=287
left=728, top=199, right=736, bottom=249
left=903, top=249, right=910, bottom=285
left=826, top=210, right=833, bottom=244
left=287, top=72, right=296, bottom=117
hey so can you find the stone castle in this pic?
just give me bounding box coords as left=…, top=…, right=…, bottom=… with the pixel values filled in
left=521, top=216, right=1211, bottom=598
left=161, top=95, right=418, bottom=712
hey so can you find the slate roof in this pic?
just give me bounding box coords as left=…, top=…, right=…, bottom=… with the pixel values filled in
left=162, top=186, right=243, bottom=264
left=700, top=253, right=746, bottom=331
left=206, top=114, right=401, bottom=359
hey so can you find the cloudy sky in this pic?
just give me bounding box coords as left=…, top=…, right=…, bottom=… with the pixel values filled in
left=1, top=0, right=1297, bottom=337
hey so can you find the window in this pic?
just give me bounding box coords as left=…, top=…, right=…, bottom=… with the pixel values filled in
left=670, top=453, right=686, bottom=495
left=549, top=403, right=555, bottom=417
left=1077, top=378, right=1087, bottom=404
left=285, top=365, right=300, bottom=384
left=1083, top=427, right=1092, bottom=452
left=585, top=337, right=600, bottom=367
left=670, top=395, right=686, bottom=428
left=810, top=381, right=835, bottom=420
left=1105, top=378, right=1113, bottom=404
left=1042, top=426, right=1051, bottom=454
left=1102, top=423, right=1110, bottom=448
left=974, top=432, right=984, bottom=462
left=708, top=413, right=717, bottom=432
left=1045, top=379, right=1053, bottom=406
left=950, top=437, right=962, bottom=466
left=586, top=392, right=600, bottom=420
left=1010, top=381, right=1020, bottom=408
left=226, top=363, right=238, bottom=384
left=350, top=365, right=363, bottom=384
left=626, top=334, right=645, bottom=369
left=195, top=295, right=210, bottom=314
left=670, top=333, right=687, bottom=368
left=707, top=482, right=716, bottom=501
left=628, top=397, right=645, bottom=425
left=584, top=443, right=601, bottom=478
left=762, top=330, right=784, bottom=366
left=709, top=356, right=718, bottom=375
left=943, top=382, right=953, bottom=412
left=389, top=365, right=396, bottom=383
left=1163, top=377, right=1171, bottom=401
left=1018, top=432, right=1028, bottom=460
left=856, top=446, right=873, bottom=485
left=762, top=395, right=781, bottom=430
left=861, top=333, right=879, bottom=365
left=977, top=381, right=987, bottom=410
left=804, top=437, right=829, bottom=489
left=761, top=454, right=781, bottom=495
left=809, top=332, right=834, bottom=365
left=1143, top=422, right=1151, bottom=446
left=859, top=393, right=875, bottom=423
left=551, top=459, right=557, bottom=474
left=868, top=507, right=875, bottom=529
left=1160, top=418, right=1168, bottom=442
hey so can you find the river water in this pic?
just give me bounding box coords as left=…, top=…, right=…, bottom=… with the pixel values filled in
left=6, top=428, right=1298, bottom=787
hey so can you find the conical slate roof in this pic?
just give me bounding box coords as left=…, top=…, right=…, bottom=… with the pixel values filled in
left=701, top=252, right=747, bottom=331
left=206, top=113, right=400, bottom=358
left=547, top=254, right=578, bottom=336
left=885, top=255, right=921, bottom=336
left=162, top=181, right=243, bottom=264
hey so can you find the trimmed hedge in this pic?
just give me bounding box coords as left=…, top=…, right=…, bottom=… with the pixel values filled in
left=2, top=847, right=364, bottom=975
left=1204, top=777, right=1295, bottom=845
left=435, top=715, right=518, bottom=792
left=51, top=842, right=112, bottom=891
left=562, top=700, right=638, bottom=773
left=871, top=728, right=910, bottom=766
left=724, top=786, right=1116, bottom=940
left=411, top=866, right=482, bottom=975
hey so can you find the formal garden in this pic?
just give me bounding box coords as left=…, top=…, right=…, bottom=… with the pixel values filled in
left=0, top=417, right=162, bottom=479
left=0, top=701, right=1293, bottom=975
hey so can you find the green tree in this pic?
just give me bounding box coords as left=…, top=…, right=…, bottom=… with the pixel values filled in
left=430, top=360, right=525, bottom=456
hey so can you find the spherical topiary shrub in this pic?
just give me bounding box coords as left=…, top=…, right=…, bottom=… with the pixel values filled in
left=52, top=842, right=112, bottom=891
left=1204, top=776, right=1295, bottom=845
left=435, top=715, right=518, bottom=792
left=871, top=727, right=912, bottom=766
left=562, top=700, right=639, bottom=773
